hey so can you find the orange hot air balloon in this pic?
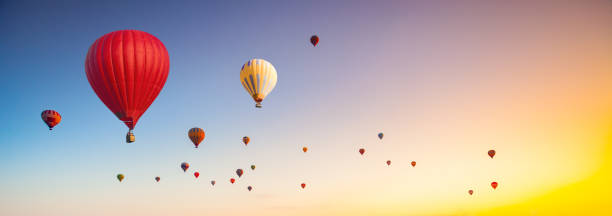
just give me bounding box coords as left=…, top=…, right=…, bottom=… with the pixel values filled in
left=468, top=190, right=474, bottom=195
left=359, top=148, right=365, bottom=155
left=488, top=150, right=496, bottom=158
left=188, top=127, right=205, bottom=148
left=301, top=183, right=306, bottom=189
left=303, top=147, right=308, bottom=153
left=386, top=160, right=391, bottom=166
left=155, top=176, right=160, bottom=182
left=411, top=161, right=416, bottom=167
left=243, top=136, right=250, bottom=146
left=230, top=178, right=236, bottom=184
left=310, top=35, right=319, bottom=47
left=491, top=181, right=498, bottom=189
left=41, top=110, right=61, bottom=130
left=181, top=162, right=189, bottom=172
left=194, top=172, right=200, bottom=178
left=211, top=180, right=216, bottom=186
left=247, top=186, right=253, bottom=191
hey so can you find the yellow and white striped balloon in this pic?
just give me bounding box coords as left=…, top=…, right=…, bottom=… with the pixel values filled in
left=240, top=59, right=278, bottom=108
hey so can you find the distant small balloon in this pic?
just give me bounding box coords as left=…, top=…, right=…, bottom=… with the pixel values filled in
left=359, top=148, right=365, bottom=155
left=194, top=172, right=200, bottom=178
left=243, top=136, right=250, bottom=146
left=411, top=161, right=416, bottom=167
left=230, top=178, right=236, bottom=184
left=247, top=186, right=253, bottom=191
left=251, top=165, right=256, bottom=170
left=181, top=162, right=190, bottom=172
left=468, top=190, right=474, bottom=195
left=236, top=169, right=244, bottom=178
left=211, top=180, right=216, bottom=186
left=155, top=176, right=160, bottom=182
left=117, top=174, right=125, bottom=182
left=303, top=147, right=308, bottom=153
left=188, top=127, right=205, bottom=148
left=301, top=183, right=306, bottom=189
left=41, top=110, right=61, bottom=130
left=386, top=160, right=391, bottom=166
left=378, top=132, right=384, bottom=140
left=310, top=35, right=319, bottom=47
left=488, top=150, right=496, bottom=158
left=491, top=181, right=498, bottom=189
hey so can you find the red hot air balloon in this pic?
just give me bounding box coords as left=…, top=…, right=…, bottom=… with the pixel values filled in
left=211, top=180, right=216, bottom=186
left=230, top=178, right=236, bottom=184
left=181, top=162, right=189, bottom=172
left=359, top=148, right=365, bottom=155
left=386, top=160, right=391, bottom=166
left=491, top=182, right=498, bottom=189
left=310, top=35, right=319, bottom=47
left=155, top=176, right=160, bottom=182
left=488, top=150, right=496, bottom=158
left=41, top=110, right=61, bottom=130
left=85, top=30, right=170, bottom=143
left=236, top=169, right=244, bottom=178
left=301, top=183, right=306, bottom=189
left=247, top=186, right=253, bottom=191
left=303, top=147, right=308, bottom=153
left=194, top=172, right=200, bottom=178
left=468, top=190, right=474, bottom=195
left=411, top=161, right=416, bottom=167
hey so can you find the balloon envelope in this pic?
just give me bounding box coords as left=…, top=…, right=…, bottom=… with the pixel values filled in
left=230, top=178, right=235, bottom=184
left=211, top=180, right=216, bottom=186
left=155, top=176, right=160, bottom=182
left=359, top=148, right=365, bottom=155
left=310, top=35, right=319, bottom=47
left=251, top=165, right=256, bottom=170
left=488, top=150, right=496, bottom=158
left=468, top=190, right=474, bottom=195
left=41, top=110, right=61, bottom=130
left=188, top=128, right=205, bottom=148
left=386, top=160, right=391, bottom=166
left=491, top=182, right=498, bottom=189
left=301, top=183, right=306, bottom=189
left=240, top=59, right=278, bottom=108
left=236, top=169, right=244, bottom=178
left=117, top=174, right=124, bottom=182
left=85, top=30, right=170, bottom=130
left=303, top=147, right=308, bottom=153
left=411, top=161, right=416, bottom=167
left=378, top=132, right=384, bottom=140
left=243, top=136, right=250, bottom=146
left=181, top=162, right=189, bottom=172
left=194, top=172, right=199, bottom=178
left=247, top=186, right=253, bottom=191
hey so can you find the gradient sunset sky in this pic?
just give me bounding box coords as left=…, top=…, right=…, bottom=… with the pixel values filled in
left=1, top=0, right=611, bottom=215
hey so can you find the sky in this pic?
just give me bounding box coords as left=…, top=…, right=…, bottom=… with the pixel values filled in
left=1, top=0, right=611, bottom=215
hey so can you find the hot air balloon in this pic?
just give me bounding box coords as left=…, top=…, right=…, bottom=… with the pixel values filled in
left=188, top=127, right=205, bottom=148
left=230, top=178, right=236, bottom=184
left=386, top=160, right=391, bottom=166
left=240, top=59, right=278, bottom=108
left=251, top=165, right=256, bottom=170
left=247, top=186, right=253, bottom=191
left=301, top=183, right=306, bottom=189
left=310, top=35, right=319, bottom=47
left=303, top=147, right=308, bottom=153
left=359, top=148, right=365, bottom=155
left=491, top=182, right=498, bottom=189
left=411, top=161, right=416, bottom=167
left=211, top=180, right=216, bottom=186
left=181, top=162, right=189, bottom=172
left=488, top=150, right=496, bottom=158
left=243, top=136, right=250, bottom=146
left=117, top=174, right=124, bottom=182
left=378, top=132, right=384, bottom=140
left=236, top=169, right=244, bottom=178
left=155, top=176, right=160, bottom=182
left=194, top=172, right=200, bottom=178
left=41, top=110, right=61, bottom=130
left=85, top=30, right=170, bottom=143
left=468, top=190, right=474, bottom=195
